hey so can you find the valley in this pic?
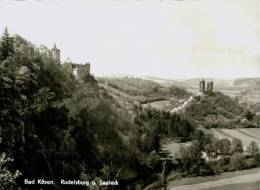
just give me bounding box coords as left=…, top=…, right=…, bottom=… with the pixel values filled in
left=99, top=76, right=260, bottom=189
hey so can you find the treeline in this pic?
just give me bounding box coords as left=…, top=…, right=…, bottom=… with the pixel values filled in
left=134, top=106, right=196, bottom=142
left=176, top=130, right=260, bottom=177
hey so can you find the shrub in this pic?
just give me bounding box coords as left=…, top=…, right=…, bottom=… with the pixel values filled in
left=0, top=153, right=21, bottom=190
left=229, top=153, right=245, bottom=171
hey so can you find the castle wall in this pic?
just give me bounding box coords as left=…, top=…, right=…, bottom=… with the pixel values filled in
left=70, top=63, right=91, bottom=81
left=13, top=34, right=60, bottom=64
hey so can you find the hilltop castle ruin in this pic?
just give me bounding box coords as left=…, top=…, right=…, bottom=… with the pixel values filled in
left=71, top=63, right=91, bottom=81
left=199, top=79, right=214, bottom=94
left=13, top=34, right=61, bottom=64
left=64, top=58, right=91, bottom=81
left=11, top=34, right=92, bottom=81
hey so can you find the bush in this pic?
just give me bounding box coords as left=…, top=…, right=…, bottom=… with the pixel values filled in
left=231, top=138, right=243, bottom=154
left=244, top=158, right=257, bottom=169
left=246, top=141, right=259, bottom=157
left=229, top=153, right=245, bottom=171
left=216, top=138, right=231, bottom=156
left=0, top=153, right=21, bottom=190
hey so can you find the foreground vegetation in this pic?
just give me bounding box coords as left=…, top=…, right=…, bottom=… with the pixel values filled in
left=0, top=29, right=198, bottom=189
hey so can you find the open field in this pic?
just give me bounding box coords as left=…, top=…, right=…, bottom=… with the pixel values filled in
left=161, top=141, right=190, bottom=158
left=209, top=128, right=260, bottom=149
left=163, top=128, right=260, bottom=159
left=169, top=167, right=260, bottom=190
left=143, top=100, right=171, bottom=110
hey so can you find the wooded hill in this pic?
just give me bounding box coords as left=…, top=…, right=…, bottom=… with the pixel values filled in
left=97, top=77, right=259, bottom=129
left=183, top=92, right=258, bottom=128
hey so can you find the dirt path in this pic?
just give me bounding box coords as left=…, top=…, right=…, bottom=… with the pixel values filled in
left=170, top=171, right=260, bottom=190
left=170, top=96, right=194, bottom=113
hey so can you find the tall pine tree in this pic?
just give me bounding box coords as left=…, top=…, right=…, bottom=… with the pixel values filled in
left=0, top=27, right=14, bottom=61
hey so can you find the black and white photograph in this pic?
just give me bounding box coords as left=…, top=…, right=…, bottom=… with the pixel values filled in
left=0, top=0, right=260, bottom=189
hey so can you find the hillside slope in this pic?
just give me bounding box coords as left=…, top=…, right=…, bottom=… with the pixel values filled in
left=98, top=77, right=191, bottom=104
left=170, top=92, right=258, bottom=128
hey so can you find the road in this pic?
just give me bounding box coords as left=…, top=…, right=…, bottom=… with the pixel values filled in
left=170, top=170, right=260, bottom=190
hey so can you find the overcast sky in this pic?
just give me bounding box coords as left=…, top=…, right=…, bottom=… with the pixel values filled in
left=0, top=0, right=260, bottom=79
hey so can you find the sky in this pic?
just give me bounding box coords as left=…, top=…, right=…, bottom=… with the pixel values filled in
left=0, top=0, right=260, bottom=79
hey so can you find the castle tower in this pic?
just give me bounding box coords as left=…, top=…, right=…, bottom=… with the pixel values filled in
left=52, top=43, right=60, bottom=64
left=77, top=63, right=91, bottom=81
left=199, top=79, right=206, bottom=93
left=206, top=81, right=214, bottom=93
left=70, top=62, right=91, bottom=81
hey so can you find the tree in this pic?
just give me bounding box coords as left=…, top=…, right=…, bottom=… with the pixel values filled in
left=177, top=145, right=191, bottom=174
left=229, top=153, right=245, bottom=171
left=161, top=161, right=168, bottom=190
left=193, top=130, right=216, bottom=150
left=216, top=138, right=231, bottom=156
left=231, top=138, right=243, bottom=154
left=0, top=27, right=14, bottom=61
left=205, top=143, right=217, bottom=161
left=177, top=141, right=205, bottom=175
left=246, top=141, right=259, bottom=157
left=243, top=109, right=255, bottom=121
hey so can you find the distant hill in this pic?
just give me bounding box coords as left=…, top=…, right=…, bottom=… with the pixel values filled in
left=185, top=92, right=242, bottom=119
left=233, top=78, right=260, bottom=89
left=170, top=91, right=258, bottom=128
left=140, top=76, right=182, bottom=87
left=97, top=77, right=191, bottom=104
left=175, top=78, right=235, bottom=89
left=171, top=78, right=260, bottom=103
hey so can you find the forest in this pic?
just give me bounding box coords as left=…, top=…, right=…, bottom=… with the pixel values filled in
left=0, top=28, right=199, bottom=189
